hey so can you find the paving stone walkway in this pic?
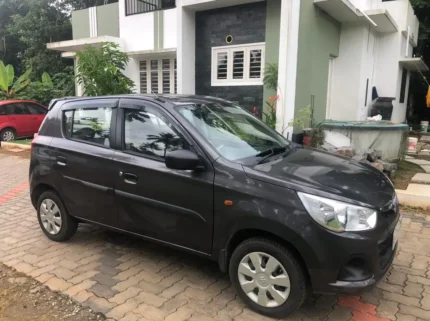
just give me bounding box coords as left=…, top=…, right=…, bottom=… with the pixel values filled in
left=1, top=153, right=430, bottom=321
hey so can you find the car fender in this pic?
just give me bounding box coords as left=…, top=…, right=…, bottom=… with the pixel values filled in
left=0, top=122, right=16, bottom=133
left=214, top=215, right=319, bottom=273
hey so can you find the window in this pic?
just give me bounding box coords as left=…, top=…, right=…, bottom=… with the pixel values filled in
left=175, top=103, right=287, bottom=163
left=5, top=103, right=30, bottom=115
left=0, top=106, right=7, bottom=115
left=26, top=104, right=47, bottom=115
left=63, top=108, right=113, bottom=147
left=212, top=43, right=265, bottom=86
left=140, top=58, right=177, bottom=94
left=125, top=0, right=176, bottom=16
left=124, top=108, right=187, bottom=159
left=399, top=67, right=408, bottom=103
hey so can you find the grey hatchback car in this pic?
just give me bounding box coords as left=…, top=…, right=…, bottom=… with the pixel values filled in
left=30, top=95, right=400, bottom=318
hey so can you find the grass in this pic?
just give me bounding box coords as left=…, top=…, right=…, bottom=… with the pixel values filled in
left=392, top=160, right=424, bottom=190
left=8, top=139, right=32, bottom=146
left=400, top=204, right=430, bottom=216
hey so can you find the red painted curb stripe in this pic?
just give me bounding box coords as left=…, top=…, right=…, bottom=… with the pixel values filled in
left=0, top=182, right=29, bottom=205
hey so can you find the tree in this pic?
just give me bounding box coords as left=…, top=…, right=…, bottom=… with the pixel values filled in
left=0, top=0, right=28, bottom=73
left=76, top=42, right=135, bottom=96
left=7, top=0, right=73, bottom=80
left=0, top=60, right=31, bottom=99
left=60, top=0, right=118, bottom=11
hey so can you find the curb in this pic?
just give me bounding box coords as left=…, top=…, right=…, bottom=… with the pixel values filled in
left=396, top=189, right=430, bottom=208
left=0, top=141, right=31, bottom=150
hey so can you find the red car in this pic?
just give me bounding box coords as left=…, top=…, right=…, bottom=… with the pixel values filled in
left=0, top=100, right=47, bottom=141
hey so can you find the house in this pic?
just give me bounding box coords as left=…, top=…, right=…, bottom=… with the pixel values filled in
left=47, top=0, right=427, bottom=140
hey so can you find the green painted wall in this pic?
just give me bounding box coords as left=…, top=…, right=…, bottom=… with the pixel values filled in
left=263, top=0, right=281, bottom=110
left=294, top=3, right=341, bottom=128
left=72, top=9, right=90, bottom=39
left=97, top=3, right=119, bottom=37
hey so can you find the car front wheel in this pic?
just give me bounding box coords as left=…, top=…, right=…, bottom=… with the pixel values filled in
left=37, top=191, right=78, bottom=242
left=229, top=238, right=308, bottom=318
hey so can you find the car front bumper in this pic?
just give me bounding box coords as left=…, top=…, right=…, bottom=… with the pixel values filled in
left=300, top=209, right=400, bottom=295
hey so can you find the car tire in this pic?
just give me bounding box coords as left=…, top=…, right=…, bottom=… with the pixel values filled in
left=229, top=238, right=308, bottom=318
left=0, top=128, right=16, bottom=142
left=37, top=190, right=78, bottom=242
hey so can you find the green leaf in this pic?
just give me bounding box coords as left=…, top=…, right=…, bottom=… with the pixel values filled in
left=12, top=68, right=32, bottom=93
left=41, top=72, right=52, bottom=85
left=0, top=61, right=8, bottom=92
left=6, top=65, right=14, bottom=87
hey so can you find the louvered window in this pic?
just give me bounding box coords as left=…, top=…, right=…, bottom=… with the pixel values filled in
left=139, top=58, right=177, bottom=94
left=212, top=43, right=265, bottom=86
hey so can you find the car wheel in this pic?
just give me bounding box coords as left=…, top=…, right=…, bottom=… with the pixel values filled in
left=229, top=238, right=308, bottom=318
left=0, top=128, right=16, bottom=142
left=37, top=191, right=78, bottom=242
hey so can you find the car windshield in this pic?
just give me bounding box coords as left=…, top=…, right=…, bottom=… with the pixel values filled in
left=175, top=102, right=289, bottom=163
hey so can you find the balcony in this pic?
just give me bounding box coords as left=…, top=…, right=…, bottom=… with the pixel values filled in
left=125, top=0, right=175, bottom=16
left=314, top=0, right=398, bottom=33
left=72, top=3, right=119, bottom=40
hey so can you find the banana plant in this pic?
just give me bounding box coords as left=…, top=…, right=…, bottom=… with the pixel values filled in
left=0, top=61, right=32, bottom=98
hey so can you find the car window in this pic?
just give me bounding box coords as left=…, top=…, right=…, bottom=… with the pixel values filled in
left=6, top=103, right=30, bottom=115
left=0, top=106, right=6, bottom=116
left=26, top=103, right=47, bottom=115
left=63, top=107, right=112, bottom=147
left=124, top=107, right=188, bottom=159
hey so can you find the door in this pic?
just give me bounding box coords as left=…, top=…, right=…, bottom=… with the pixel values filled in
left=5, top=103, right=32, bottom=137
left=25, top=103, right=47, bottom=134
left=112, top=99, right=214, bottom=254
left=0, top=105, right=8, bottom=131
left=49, top=99, right=118, bottom=226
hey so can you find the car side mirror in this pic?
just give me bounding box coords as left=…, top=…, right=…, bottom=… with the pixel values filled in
left=165, top=149, right=202, bottom=170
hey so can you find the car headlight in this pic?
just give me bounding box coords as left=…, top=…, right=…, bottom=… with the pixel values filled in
left=298, top=192, right=377, bottom=232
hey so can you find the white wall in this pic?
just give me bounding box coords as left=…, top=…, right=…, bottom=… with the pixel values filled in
left=124, top=58, right=140, bottom=93
left=163, top=8, right=177, bottom=49
left=382, top=0, right=408, bottom=30
left=119, top=1, right=154, bottom=52
left=329, top=25, right=368, bottom=121
left=177, top=2, right=195, bottom=94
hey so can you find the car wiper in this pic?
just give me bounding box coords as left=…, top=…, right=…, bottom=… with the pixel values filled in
left=256, top=146, right=288, bottom=164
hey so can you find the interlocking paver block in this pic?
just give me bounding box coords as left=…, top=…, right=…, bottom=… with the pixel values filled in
left=1, top=153, right=430, bottom=321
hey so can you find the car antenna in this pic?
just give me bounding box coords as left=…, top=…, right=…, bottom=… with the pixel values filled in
left=151, top=90, right=165, bottom=103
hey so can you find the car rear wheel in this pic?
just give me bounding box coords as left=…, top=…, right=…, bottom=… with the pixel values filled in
left=229, top=238, right=308, bottom=318
left=0, top=128, right=16, bottom=142
left=37, top=191, right=78, bottom=242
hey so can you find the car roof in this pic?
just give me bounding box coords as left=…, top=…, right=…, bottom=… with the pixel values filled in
left=52, top=94, right=233, bottom=109
left=0, top=99, right=43, bottom=106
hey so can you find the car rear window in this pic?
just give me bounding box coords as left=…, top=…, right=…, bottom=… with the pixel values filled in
left=0, top=106, right=6, bottom=115
left=63, top=108, right=113, bottom=147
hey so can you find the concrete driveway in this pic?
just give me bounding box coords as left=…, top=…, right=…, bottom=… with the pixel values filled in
left=0, top=151, right=429, bottom=321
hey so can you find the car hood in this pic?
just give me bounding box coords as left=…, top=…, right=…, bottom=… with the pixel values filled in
left=242, top=146, right=395, bottom=209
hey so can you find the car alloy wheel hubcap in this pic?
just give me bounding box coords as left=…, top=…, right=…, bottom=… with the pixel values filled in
left=2, top=131, right=14, bottom=141
left=40, top=199, right=62, bottom=235
left=238, top=252, right=291, bottom=308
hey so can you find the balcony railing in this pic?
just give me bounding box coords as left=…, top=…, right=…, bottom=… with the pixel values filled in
left=125, top=0, right=175, bottom=16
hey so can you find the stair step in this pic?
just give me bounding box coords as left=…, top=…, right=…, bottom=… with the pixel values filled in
left=406, top=183, right=430, bottom=195
left=396, top=189, right=430, bottom=208
left=411, top=173, right=430, bottom=185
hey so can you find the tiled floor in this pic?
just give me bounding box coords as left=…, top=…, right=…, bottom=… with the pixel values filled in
left=1, top=152, right=429, bottom=321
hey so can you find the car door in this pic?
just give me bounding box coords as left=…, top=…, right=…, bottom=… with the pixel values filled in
left=48, top=99, right=118, bottom=227
left=5, top=103, right=32, bottom=137
left=0, top=105, right=9, bottom=130
left=112, top=99, right=214, bottom=254
left=25, top=103, right=47, bottom=134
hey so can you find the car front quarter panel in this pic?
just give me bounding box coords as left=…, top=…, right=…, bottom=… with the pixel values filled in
left=211, top=157, right=317, bottom=270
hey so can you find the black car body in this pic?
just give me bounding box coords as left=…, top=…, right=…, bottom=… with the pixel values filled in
left=30, top=95, right=400, bottom=318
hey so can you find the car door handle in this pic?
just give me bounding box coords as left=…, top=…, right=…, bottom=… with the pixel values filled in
left=56, top=156, right=67, bottom=166
left=123, top=172, right=138, bottom=184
